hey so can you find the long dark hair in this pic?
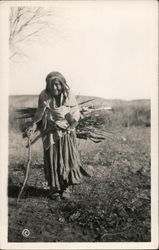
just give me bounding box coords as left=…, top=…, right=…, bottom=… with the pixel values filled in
left=45, top=71, right=70, bottom=99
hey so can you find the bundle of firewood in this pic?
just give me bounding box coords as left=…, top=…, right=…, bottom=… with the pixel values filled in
left=16, top=106, right=114, bottom=143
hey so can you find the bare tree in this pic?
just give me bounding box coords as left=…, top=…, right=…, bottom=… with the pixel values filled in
left=9, top=7, right=54, bottom=59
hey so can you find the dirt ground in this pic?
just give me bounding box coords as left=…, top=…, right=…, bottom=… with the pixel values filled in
left=8, top=127, right=151, bottom=242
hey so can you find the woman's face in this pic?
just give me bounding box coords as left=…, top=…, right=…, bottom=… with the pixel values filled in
left=48, top=78, right=62, bottom=96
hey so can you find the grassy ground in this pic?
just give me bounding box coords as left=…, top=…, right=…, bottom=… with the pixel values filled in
left=8, top=126, right=150, bottom=242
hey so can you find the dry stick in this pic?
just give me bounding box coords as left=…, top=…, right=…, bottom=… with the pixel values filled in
left=17, top=136, right=31, bottom=203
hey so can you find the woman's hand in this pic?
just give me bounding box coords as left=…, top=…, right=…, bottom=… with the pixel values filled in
left=26, top=123, right=37, bottom=137
left=67, top=120, right=78, bottom=131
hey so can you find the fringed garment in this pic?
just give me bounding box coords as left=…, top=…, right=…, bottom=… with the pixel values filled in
left=33, top=88, right=83, bottom=191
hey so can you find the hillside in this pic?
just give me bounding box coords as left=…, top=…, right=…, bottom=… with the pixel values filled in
left=9, top=95, right=150, bottom=132
left=8, top=95, right=151, bottom=242
left=9, top=95, right=150, bottom=109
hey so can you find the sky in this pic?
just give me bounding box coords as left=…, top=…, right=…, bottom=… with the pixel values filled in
left=9, top=0, right=157, bottom=100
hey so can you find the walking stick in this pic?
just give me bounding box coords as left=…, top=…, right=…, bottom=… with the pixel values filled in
left=17, top=135, right=31, bottom=203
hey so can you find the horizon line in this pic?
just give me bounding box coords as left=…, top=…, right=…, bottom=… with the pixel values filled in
left=8, top=94, right=150, bottom=102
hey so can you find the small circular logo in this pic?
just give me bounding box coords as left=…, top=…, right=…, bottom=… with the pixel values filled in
left=22, top=228, right=30, bottom=237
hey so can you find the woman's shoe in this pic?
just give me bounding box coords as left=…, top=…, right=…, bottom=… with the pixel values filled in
left=49, top=192, right=61, bottom=201
left=61, top=186, right=72, bottom=200
left=62, top=192, right=71, bottom=200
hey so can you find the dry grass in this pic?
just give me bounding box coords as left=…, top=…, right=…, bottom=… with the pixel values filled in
left=8, top=126, right=150, bottom=242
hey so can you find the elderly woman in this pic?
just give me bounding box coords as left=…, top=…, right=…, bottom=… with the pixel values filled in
left=28, top=72, right=83, bottom=200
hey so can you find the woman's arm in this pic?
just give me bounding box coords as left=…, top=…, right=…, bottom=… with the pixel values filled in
left=26, top=90, right=48, bottom=135
left=32, top=90, right=48, bottom=124
left=64, top=91, right=80, bottom=130
left=65, top=92, right=80, bottom=120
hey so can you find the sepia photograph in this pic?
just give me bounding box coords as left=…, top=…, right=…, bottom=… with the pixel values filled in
left=0, top=0, right=158, bottom=249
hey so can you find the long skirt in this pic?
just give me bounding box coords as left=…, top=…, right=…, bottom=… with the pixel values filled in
left=43, top=131, right=83, bottom=191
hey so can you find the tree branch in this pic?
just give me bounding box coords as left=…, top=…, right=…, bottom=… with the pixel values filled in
left=9, top=7, right=54, bottom=59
